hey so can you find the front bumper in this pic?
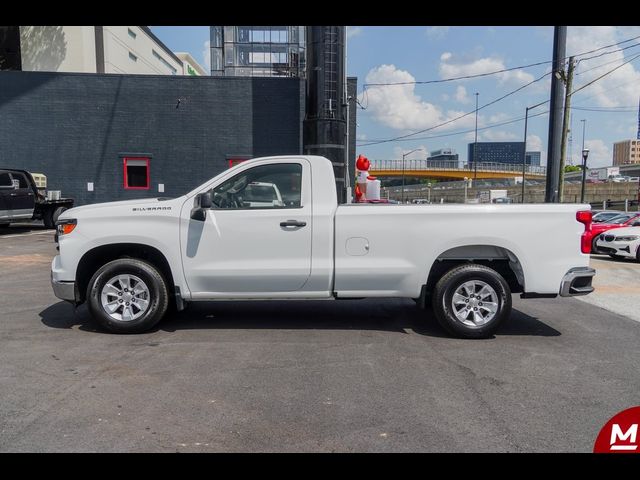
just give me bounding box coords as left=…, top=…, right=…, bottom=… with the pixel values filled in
left=51, top=255, right=77, bottom=302
left=51, top=277, right=76, bottom=301
left=559, top=267, right=596, bottom=297
left=596, top=238, right=636, bottom=258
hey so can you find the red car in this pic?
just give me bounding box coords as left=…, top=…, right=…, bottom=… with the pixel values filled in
left=590, top=212, right=640, bottom=253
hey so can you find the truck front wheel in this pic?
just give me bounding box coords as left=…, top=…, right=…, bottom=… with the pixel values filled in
left=432, top=264, right=512, bottom=339
left=86, top=258, right=169, bottom=333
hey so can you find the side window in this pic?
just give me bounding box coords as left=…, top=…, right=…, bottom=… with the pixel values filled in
left=211, top=163, right=302, bottom=210
left=0, top=172, right=13, bottom=188
left=10, top=173, right=28, bottom=188
left=123, top=157, right=150, bottom=190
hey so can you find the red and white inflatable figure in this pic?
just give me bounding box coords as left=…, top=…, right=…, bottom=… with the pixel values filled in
left=355, top=154, right=371, bottom=201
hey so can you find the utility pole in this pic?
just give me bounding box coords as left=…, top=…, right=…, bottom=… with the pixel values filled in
left=473, top=92, right=479, bottom=183
left=558, top=56, right=575, bottom=203
left=545, top=26, right=567, bottom=203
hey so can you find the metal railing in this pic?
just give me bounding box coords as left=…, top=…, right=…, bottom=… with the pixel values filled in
left=369, top=159, right=546, bottom=175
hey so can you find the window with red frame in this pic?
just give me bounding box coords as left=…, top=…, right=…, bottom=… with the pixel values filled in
left=123, top=157, right=150, bottom=189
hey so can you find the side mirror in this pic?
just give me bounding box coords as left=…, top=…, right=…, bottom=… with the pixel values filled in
left=190, top=191, right=213, bottom=221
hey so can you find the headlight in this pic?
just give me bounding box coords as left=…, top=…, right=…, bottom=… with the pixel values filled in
left=56, top=219, right=77, bottom=236
left=614, top=235, right=639, bottom=242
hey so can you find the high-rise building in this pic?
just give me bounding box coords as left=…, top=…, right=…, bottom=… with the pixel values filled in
left=525, top=151, right=541, bottom=166
left=0, top=26, right=203, bottom=76
left=210, top=26, right=305, bottom=77
left=612, top=139, right=640, bottom=165
left=427, top=148, right=459, bottom=168
left=468, top=142, right=525, bottom=165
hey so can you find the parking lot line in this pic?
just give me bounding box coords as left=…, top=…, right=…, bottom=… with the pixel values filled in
left=0, top=231, right=54, bottom=239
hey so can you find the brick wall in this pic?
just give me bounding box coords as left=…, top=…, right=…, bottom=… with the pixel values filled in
left=0, top=71, right=304, bottom=205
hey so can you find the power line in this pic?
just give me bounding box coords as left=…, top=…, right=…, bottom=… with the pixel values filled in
left=358, top=71, right=551, bottom=147
left=362, top=34, right=640, bottom=88
left=570, top=52, right=640, bottom=97
left=356, top=109, right=549, bottom=146
left=571, top=106, right=636, bottom=112
left=363, top=59, right=552, bottom=87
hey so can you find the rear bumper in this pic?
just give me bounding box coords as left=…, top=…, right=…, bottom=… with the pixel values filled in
left=559, top=267, right=596, bottom=297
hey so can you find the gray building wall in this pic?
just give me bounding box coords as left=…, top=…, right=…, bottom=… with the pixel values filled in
left=0, top=71, right=304, bottom=205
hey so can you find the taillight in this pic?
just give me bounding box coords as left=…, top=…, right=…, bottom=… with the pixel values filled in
left=576, top=210, right=592, bottom=254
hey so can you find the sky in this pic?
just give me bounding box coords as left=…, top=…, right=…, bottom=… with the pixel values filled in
left=151, top=26, right=640, bottom=168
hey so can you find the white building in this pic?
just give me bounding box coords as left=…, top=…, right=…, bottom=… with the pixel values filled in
left=175, top=52, right=207, bottom=76
left=17, top=26, right=195, bottom=76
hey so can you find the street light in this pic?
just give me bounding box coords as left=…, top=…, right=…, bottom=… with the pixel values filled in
left=580, top=148, right=589, bottom=203
left=463, top=176, right=468, bottom=203
left=401, top=148, right=424, bottom=203
left=521, top=100, right=547, bottom=203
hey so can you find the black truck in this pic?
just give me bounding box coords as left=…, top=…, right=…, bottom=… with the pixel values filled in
left=0, top=169, right=74, bottom=229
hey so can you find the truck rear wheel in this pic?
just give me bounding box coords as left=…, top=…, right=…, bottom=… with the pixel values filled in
left=432, top=264, right=512, bottom=339
left=43, top=206, right=67, bottom=229
left=86, top=258, right=169, bottom=333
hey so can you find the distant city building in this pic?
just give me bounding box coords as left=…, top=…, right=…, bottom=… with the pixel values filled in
left=612, top=139, right=640, bottom=165
left=175, top=52, right=207, bottom=76
left=428, top=148, right=459, bottom=168
left=525, top=151, right=541, bottom=166
left=0, top=26, right=194, bottom=76
left=210, top=26, right=306, bottom=77
left=468, top=142, right=525, bottom=165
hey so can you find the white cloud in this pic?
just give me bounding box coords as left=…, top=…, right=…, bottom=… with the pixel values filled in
left=439, top=53, right=535, bottom=85
left=526, top=134, right=547, bottom=165
left=360, top=64, right=478, bottom=131
left=426, top=26, right=450, bottom=39
left=567, top=26, right=640, bottom=107
left=454, top=85, right=470, bottom=104
left=347, top=26, right=363, bottom=38
left=202, top=40, right=210, bottom=71
left=584, top=139, right=612, bottom=168
left=356, top=133, right=367, bottom=141
left=393, top=145, right=428, bottom=160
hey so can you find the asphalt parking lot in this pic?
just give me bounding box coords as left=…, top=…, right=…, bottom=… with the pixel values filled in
left=1, top=224, right=640, bottom=452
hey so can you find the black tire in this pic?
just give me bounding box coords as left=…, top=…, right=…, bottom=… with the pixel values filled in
left=432, top=264, right=512, bottom=339
left=592, top=235, right=601, bottom=254
left=0, top=222, right=9, bottom=228
left=43, top=206, right=67, bottom=229
left=86, top=258, right=169, bottom=333
left=609, top=253, right=624, bottom=260
left=52, top=206, right=67, bottom=225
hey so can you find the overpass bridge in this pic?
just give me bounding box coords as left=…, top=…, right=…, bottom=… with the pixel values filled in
left=368, top=160, right=546, bottom=180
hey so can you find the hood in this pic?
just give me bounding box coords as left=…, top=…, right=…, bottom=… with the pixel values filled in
left=603, top=226, right=640, bottom=237
left=59, top=196, right=184, bottom=220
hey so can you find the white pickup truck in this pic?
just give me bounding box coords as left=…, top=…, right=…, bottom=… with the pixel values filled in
left=51, top=155, right=596, bottom=338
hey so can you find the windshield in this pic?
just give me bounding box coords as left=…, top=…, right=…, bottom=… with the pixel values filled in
left=608, top=214, right=634, bottom=224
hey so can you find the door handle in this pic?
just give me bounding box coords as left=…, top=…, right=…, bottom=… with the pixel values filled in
left=280, top=220, right=307, bottom=228
left=10, top=193, right=17, bottom=196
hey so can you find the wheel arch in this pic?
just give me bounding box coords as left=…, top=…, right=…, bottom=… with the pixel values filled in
left=424, top=244, right=525, bottom=302
left=76, top=243, right=175, bottom=304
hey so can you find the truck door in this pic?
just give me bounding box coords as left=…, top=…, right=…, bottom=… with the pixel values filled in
left=181, top=159, right=312, bottom=296
left=8, top=172, right=36, bottom=219
left=0, top=171, right=12, bottom=221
